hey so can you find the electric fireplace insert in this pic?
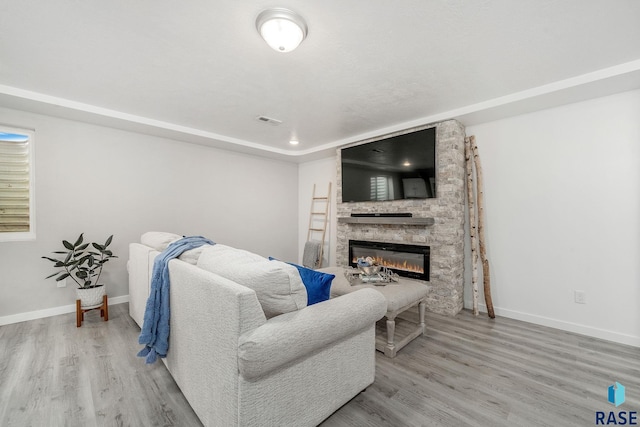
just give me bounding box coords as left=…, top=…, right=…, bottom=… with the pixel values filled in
left=349, top=240, right=430, bottom=281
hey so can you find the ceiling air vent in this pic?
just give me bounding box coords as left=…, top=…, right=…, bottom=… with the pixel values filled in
left=256, top=115, right=282, bottom=126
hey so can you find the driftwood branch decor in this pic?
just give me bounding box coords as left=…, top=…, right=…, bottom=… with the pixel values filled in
left=464, top=137, right=479, bottom=315
left=466, top=136, right=495, bottom=318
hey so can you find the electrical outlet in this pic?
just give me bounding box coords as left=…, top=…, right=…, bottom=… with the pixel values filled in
left=57, top=278, right=66, bottom=288
left=574, top=290, right=586, bottom=304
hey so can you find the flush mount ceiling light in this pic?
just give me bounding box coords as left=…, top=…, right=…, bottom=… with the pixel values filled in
left=256, top=8, right=308, bottom=53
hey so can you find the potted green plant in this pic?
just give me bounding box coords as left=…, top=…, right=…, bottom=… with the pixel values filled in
left=42, top=233, right=117, bottom=308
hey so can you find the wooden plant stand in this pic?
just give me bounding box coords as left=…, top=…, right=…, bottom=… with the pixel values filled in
left=76, top=295, right=109, bottom=327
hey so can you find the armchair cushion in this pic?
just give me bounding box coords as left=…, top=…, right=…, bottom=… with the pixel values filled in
left=141, top=231, right=208, bottom=265
left=197, top=245, right=307, bottom=318
left=141, top=231, right=181, bottom=251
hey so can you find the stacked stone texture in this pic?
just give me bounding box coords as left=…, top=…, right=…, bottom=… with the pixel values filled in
left=336, top=120, right=465, bottom=316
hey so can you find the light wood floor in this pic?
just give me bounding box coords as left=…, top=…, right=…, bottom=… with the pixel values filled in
left=1, top=304, right=638, bottom=426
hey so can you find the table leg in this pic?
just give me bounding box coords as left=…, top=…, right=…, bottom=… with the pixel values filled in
left=103, top=295, right=109, bottom=322
left=76, top=300, right=82, bottom=327
left=385, top=317, right=396, bottom=357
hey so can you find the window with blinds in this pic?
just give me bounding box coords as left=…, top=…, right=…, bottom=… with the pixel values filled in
left=370, top=175, right=394, bottom=201
left=0, top=128, right=35, bottom=241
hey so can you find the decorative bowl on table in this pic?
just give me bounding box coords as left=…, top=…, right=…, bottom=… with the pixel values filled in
left=359, top=265, right=381, bottom=276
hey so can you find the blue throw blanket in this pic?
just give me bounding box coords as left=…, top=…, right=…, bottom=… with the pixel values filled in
left=137, top=236, right=215, bottom=364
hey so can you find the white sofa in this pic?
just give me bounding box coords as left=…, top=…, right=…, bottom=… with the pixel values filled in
left=128, top=233, right=387, bottom=427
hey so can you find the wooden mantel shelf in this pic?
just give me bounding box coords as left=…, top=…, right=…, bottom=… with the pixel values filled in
left=338, top=217, right=435, bottom=226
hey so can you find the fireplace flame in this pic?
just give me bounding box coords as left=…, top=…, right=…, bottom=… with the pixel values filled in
left=352, top=256, right=424, bottom=274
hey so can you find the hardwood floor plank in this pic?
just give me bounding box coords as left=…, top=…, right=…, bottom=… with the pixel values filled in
left=324, top=309, right=640, bottom=427
left=430, top=321, right=626, bottom=421
left=1, top=304, right=639, bottom=426
left=0, top=304, right=202, bottom=427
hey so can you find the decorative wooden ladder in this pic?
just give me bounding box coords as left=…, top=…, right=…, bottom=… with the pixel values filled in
left=306, top=182, right=331, bottom=268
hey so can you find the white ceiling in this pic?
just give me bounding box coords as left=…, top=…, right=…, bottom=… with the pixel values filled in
left=1, top=0, right=640, bottom=162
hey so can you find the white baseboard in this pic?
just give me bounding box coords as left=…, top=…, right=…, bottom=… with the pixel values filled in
left=0, top=295, right=129, bottom=326
left=476, top=303, right=640, bottom=348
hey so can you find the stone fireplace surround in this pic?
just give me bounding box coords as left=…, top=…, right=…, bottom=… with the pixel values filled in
left=336, top=120, right=466, bottom=316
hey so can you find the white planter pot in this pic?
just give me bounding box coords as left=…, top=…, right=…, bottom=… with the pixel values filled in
left=76, top=285, right=106, bottom=308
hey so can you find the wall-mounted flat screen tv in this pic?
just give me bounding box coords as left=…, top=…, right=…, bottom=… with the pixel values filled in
left=341, top=127, right=436, bottom=203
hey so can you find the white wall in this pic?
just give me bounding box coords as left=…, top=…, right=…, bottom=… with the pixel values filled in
left=298, top=89, right=640, bottom=346
left=465, top=89, right=640, bottom=346
left=0, top=107, right=299, bottom=322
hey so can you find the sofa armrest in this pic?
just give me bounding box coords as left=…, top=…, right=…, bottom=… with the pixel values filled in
left=237, top=288, right=387, bottom=380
